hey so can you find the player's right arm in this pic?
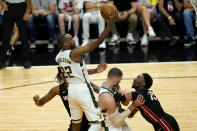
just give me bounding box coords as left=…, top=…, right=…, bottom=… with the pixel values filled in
left=33, top=85, right=60, bottom=106
left=88, top=63, right=107, bottom=75
left=90, top=82, right=100, bottom=94
left=128, top=108, right=139, bottom=118
left=70, top=11, right=118, bottom=63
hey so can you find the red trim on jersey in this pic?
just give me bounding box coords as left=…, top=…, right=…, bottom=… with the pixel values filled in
left=141, top=105, right=174, bottom=131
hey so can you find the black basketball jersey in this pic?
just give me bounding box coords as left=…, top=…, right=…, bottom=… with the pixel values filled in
left=132, top=89, right=176, bottom=131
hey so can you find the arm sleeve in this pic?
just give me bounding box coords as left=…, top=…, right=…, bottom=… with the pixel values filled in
left=113, top=92, right=126, bottom=102
left=108, top=109, right=131, bottom=126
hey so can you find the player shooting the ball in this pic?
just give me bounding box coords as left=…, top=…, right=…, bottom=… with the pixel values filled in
left=55, top=4, right=118, bottom=131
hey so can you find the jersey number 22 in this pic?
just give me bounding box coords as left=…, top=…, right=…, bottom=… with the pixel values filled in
left=58, top=66, right=74, bottom=78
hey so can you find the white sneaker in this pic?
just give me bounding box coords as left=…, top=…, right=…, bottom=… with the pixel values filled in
left=110, top=34, right=120, bottom=43
left=195, top=20, right=197, bottom=28
left=126, top=33, right=136, bottom=44
left=82, top=39, right=89, bottom=46
left=141, top=34, right=148, bottom=46
left=148, top=26, right=156, bottom=37
left=99, top=41, right=106, bottom=49
left=74, top=36, right=79, bottom=46
left=48, top=41, right=54, bottom=51
left=30, top=42, right=36, bottom=49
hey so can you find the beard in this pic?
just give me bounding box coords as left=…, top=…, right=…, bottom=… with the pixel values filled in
left=70, top=45, right=76, bottom=49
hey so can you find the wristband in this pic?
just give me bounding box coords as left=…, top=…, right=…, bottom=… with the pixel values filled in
left=44, top=11, right=47, bottom=16
left=168, top=16, right=172, bottom=20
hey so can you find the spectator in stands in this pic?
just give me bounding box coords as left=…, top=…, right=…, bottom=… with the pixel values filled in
left=82, top=0, right=107, bottom=49
left=108, top=0, right=138, bottom=45
left=158, top=0, right=184, bottom=46
left=27, top=0, right=58, bottom=51
left=58, top=0, right=81, bottom=46
left=0, top=0, right=31, bottom=69
left=0, top=4, right=19, bottom=58
left=6, top=24, right=19, bottom=57
left=183, top=0, right=196, bottom=47
left=137, top=0, right=157, bottom=46
left=0, top=3, right=3, bottom=28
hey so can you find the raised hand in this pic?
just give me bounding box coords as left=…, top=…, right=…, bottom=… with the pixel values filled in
left=96, top=63, right=107, bottom=73
left=108, top=6, right=118, bottom=23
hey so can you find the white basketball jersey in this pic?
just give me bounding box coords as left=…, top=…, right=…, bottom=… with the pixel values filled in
left=99, top=87, right=117, bottom=127
left=99, top=87, right=131, bottom=131
left=55, top=49, right=90, bottom=85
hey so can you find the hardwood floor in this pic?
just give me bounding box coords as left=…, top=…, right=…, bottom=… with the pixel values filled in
left=0, top=62, right=197, bottom=131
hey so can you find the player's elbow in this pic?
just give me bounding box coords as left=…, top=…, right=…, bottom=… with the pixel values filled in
left=35, top=102, right=43, bottom=107
left=38, top=100, right=45, bottom=106
left=111, top=119, right=121, bottom=126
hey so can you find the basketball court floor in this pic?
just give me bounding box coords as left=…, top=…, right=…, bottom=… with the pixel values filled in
left=0, top=62, right=197, bottom=131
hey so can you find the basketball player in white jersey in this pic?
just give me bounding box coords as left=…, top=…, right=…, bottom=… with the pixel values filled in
left=98, top=68, right=145, bottom=131
left=55, top=12, right=117, bottom=131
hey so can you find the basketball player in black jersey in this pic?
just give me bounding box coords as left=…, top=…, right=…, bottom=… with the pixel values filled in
left=115, top=73, right=180, bottom=131
left=33, top=64, right=107, bottom=131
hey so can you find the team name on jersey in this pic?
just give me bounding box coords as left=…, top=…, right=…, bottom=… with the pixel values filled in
left=56, top=57, right=72, bottom=64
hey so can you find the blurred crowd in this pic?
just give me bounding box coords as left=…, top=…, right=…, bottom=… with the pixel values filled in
left=0, top=0, right=196, bottom=69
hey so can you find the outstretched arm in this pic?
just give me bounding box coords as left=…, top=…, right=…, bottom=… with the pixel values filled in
left=88, top=63, right=107, bottom=75
left=70, top=10, right=118, bottom=63
left=109, top=94, right=144, bottom=126
left=33, top=85, right=60, bottom=106
left=128, top=108, right=138, bottom=118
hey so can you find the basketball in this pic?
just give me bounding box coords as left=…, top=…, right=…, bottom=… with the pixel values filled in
left=100, top=4, right=117, bottom=20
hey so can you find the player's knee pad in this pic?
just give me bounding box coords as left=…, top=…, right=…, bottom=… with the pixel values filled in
left=71, top=118, right=82, bottom=124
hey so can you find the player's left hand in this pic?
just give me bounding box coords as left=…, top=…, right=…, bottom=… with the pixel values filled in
left=33, top=95, right=41, bottom=106
left=96, top=63, right=107, bottom=73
